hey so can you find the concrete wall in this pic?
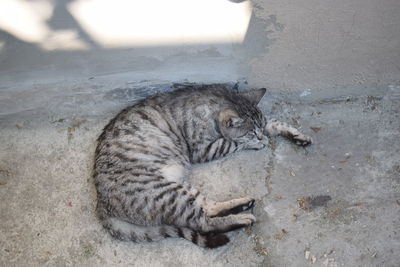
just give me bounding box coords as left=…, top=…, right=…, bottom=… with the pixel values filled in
left=0, top=0, right=399, bottom=90
left=247, top=0, right=400, bottom=90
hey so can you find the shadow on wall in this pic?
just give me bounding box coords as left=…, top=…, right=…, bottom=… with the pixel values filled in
left=0, top=0, right=282, bottom=83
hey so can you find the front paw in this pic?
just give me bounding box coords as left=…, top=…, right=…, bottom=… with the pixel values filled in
left=291, top=134, right=313, bottom=146
left=244, top=139, right=269, bottom=150
left=248, top=143, right=266, bottom=150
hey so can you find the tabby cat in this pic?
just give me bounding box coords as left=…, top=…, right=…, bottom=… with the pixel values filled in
left=93, top=85, right=312, bottom=248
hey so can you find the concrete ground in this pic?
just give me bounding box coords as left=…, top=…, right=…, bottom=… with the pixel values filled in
left=0, top=79, right=399, bottom=267
left=1, top=0, right=400, bottom=266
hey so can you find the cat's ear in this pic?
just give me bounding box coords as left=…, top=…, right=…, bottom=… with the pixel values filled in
left=239, top=88, right=266, bottom=105
left=219, top=109, right=244, bottom=128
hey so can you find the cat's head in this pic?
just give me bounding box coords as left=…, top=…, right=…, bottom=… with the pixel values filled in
left=218, top=88, right=267, bottom=145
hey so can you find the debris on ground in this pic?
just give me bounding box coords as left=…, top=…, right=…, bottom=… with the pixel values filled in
left=253, top=235, right=269, bottom=256
left=291, top=116, right=300, bottom=127
left=305, top=249, right=310, bottom=260
left=305, top=249, right=320, bottom=264
left=244, top=227, right=253, bottom=234
left=297, top=195, right=332, bottom=211
left=71, top=118, right=87, bottom=128
left=292, top=214, right=299, bottom=221
left=310, top=127, right=321, bottom=133
left=328, top=209, right=342, bottom=216
left=289, top=170, right=296, bottom=177
left=52, top=118, right=65, bottom=123
left=327, top=250, right=336, bottom=255
left=0, top=167, right=12, bottom=185
left=350, top=202, right=367, bottom=207
left=82, top=244, right=94, bottom=258
left=273, top=229, right=288, bottom=240
left=67, top=127, right=75, bottom=142
left=322, top=257, right=338, bottom=267
left=311, top=255, right=317, bottom=263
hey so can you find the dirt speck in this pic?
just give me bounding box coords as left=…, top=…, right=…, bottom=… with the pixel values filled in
left=297, top=195, right=332, bottom=211
left=0, top=167, right=12, bottom=185
left=67, top=127, right=75, bottom=142
left=52, top=118, right=65, bottom=123
left=252, top=235, right=269, bottom=256
left=310, top=127, right=321, bottom=133
left=71, top=118, right=87, bottom=128
left=82, top=244, right=95, bottom=258
left=273, top=229, right=288, bottom=240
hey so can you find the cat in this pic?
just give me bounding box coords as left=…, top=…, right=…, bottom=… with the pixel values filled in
left=93, top=85, right=312, bottom=248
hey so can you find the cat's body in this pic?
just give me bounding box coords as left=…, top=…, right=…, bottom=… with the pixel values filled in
left=93, top=86, right=312, bottom=248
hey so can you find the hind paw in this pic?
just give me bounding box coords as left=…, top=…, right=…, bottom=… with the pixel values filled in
left=292, top=134, right=313, bottom=146
left=233, top=213, right=257, bottom=227
left=230, top=198, right=255, bottom=214
left=209, top=197, right=256, bottom=217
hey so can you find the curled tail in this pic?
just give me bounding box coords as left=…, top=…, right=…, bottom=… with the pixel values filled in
left=100, top=216, right=229, bottom=249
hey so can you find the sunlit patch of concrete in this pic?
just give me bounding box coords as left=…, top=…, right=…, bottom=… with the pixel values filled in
left=0, top=0, right=252, bottom=51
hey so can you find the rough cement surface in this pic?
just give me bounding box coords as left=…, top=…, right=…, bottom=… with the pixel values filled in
left=1, top=81, right=399, bottom=267
left=246, top=0, right=400, bottom=90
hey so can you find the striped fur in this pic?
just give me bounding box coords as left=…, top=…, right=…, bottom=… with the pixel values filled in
left=93, top=85, right=311, bottom=248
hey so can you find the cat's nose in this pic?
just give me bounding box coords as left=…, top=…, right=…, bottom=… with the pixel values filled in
left=255, top=129, right=264, bottom=140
